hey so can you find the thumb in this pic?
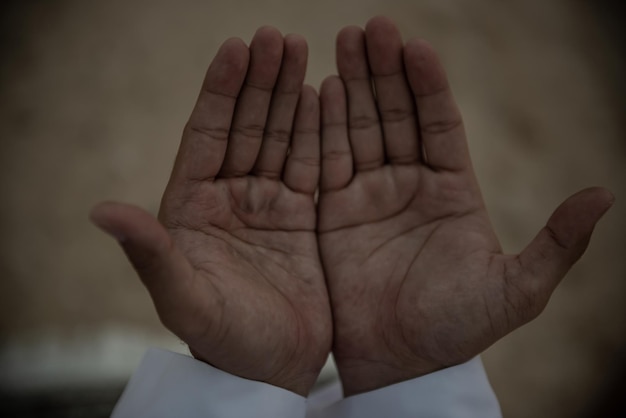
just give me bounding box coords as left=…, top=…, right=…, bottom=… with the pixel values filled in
left=516, top=187, right=614, bottom=296
left=90, top=201, right=198, bottom=335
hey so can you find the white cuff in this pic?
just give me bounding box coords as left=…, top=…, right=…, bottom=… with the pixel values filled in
left=112, top=348, right=306, bottom=418
left=314, top=357, right=501, bottom=418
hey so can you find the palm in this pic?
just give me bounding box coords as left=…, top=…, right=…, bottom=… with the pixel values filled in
left=318, top=17, right=612, bottom=395
left=320, top=162, right=505, bottom=369
left=160, top=176, right=327, bottom=387
left=319, top=160, right=507, bottom=381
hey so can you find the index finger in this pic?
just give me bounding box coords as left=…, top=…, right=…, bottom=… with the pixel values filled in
left=404, top=39, right=469, bottom=171
left=171, top=38, right=250, bottom=183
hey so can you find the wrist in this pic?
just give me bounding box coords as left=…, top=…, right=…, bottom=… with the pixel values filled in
left=336, top=357, right=444, bottom=396
left=190, top=347, right=323, bottom=396
left=267, top=369, right=320, bottom=396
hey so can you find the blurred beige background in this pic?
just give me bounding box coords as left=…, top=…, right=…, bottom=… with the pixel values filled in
left=0, top=0, right=624, bottom=416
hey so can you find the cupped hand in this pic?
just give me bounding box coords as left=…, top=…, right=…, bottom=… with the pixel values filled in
left=91, top=27, right=331, bottom=396
left=317, top=16, right=614, bottom=396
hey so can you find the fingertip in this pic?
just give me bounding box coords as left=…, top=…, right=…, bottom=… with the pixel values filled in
left=565, top=186, right=615, bottom=215
left=222, top=36, right=248, bottom=50
left=252, top=25, right=284, bottom=55
left=89, top=200, right=112, bottom=223
left=544, top=187, right=615, bottom=254
left=366, top=15, right=396, bottom=27
left=319, top=76, right=347, bottom=125
left=90, top=201, right=128, bottom=242
left=320, top=75, right=335, bottom=89
left=405, top=37, right=433, bottom=49
left=404, top=38, right=439, bottom=70
left=365, top=15, right=399, bottom=38
left=91, top=202, right=171, bottom=247
left=404, top=38, right=448, bottom=96
left=247, top=25, right=285, bottom=85
left=284, top=33, right=308, bottom=52
left=299, top=85, right=320, bottom=115
left=607, top=190, right=616, bottom=205
left=571, top=187, right=614, bottom=221
left=591, top=186, right=615, bottom=208
left=296, top=85, right=320, bottom=135
left=364, top=16, right=403, bottom=75
left=255, top=25, right=283, bottom=37
left=295, top=84, right=320, bottom=126
left=586, top=187, right=616, bottom=223
left=303, top=80, right=316, bottom=91
left=336, top=25, right=364, bottom=43
left=210, top=38, right=250, bottom=87
left=218, top=37, right=250, bottom=65
left=336, top=26, right=365, bottom=60
left=320, top=75, right=344, bottom=99
left=283, top=33, right=309, bottom=76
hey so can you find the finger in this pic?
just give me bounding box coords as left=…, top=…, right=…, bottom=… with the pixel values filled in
left=173, top=38, right=249, bottom=182
left=283, top=85, right=320, bottom=194
left=320, top=75, right=353, bottom=192
left=254, top=34, right=308, bottom=179
left=364, top=16, right=419, bottom=164
left=509, top=187, right=614, bottom=310
left=219, top=26, right=284, bottom=178
left=404, top=39, right=470, bottom=171
left=90, top=202, right=216, bottom=340
left=336, top=26, right=385, bottom=171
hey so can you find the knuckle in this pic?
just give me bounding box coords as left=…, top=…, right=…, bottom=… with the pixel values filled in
left=421, top=117, right=463, bottom=136
left=293, top=126, right=319, bottom=136
left=322, top=149, right=351, bottom=162
left=356, top=158, right=383, bottom=171
left=349, top=114, right=379, bottom=131
left=264, top=128, right=291, bottom=144
left=187, top=124, right=229, bottom=142
left=254, top=168, right=281, bottom=179
left=232, top=123, right=265, bottom=139
left=379, top=107, right=414, bottom=123
left=290, top=155, right=319, bottom=168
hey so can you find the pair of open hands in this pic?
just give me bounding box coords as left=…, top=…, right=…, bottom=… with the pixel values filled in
left=91, top=17, right=613, bottom=396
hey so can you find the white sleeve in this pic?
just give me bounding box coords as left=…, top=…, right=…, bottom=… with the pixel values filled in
left=111, top=348, right=306, bottom=418
left=310, top=357, right=501, bottom=418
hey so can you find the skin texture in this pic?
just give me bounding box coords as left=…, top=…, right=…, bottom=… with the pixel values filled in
left=91, top=16, right=613, bottom=399
left=317, top=16, right=614, bottom=396
left=91, top=28, right=331, bottom=396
